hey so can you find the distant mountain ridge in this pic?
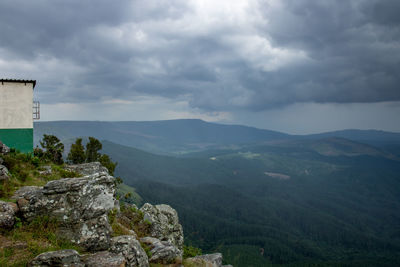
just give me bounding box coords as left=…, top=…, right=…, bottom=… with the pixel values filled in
left=35, top=119, right=400, bottom=155
left=303, top=129, right=400, bottom=146
left=35, top=119, right=290, bottom=154
left=264, top=137, right=399, bottom=161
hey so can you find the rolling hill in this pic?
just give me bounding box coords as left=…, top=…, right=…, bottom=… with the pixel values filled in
left=35, top=119, right=400, bottom=156
left=100, top=140, right=400, bottom=266
left=34, top=119, right=290, bottom=155
left=33, top=119, right=400, bottom=266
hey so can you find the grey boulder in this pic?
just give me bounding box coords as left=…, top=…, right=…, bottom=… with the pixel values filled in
left=0, top=164, right=10, bottom=181
left=109, top=235, right=149, bottom=267
left=185, top=253, right=224, bottom=267
left=140, top=236, right=182, bottom=264
left=38, top=165, right=52, bottom=176
left=0, top=200, right=17, bottom=229
left=13, top=172, right=116, bottom=251
left=0, top=141, right=10, bottom=155
left=140, top=203, right=184, bottom=250
left=29, top=249, right=84, bottom=267
left=64, top=162, right=108, bottom=176
left=83, top=251, right=126, bottom=267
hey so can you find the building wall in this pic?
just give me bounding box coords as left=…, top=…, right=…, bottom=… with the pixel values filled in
left=0, top=129, right=33, bottom=153
left=0, top=82, right=34, bottom=152
left=0, top=82, right=33, bottom=128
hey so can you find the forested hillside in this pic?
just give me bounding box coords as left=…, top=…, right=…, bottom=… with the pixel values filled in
left=102, top=141, right=400, bottom=266
left=34, top=120, right=400, bottom=266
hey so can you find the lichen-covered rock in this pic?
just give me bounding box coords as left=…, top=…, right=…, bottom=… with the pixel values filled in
left=109, top=235, right=149, bottom=267
left=83, top=251, right=126, bottom=267
left=38, top=165, right=52, bottom=176
left=140, top=203, right=184, bottom=250
left=65, top=162, right=108, bottom=176
left=0, top=164, right=10, bottom=181
left=0, top=141, right=10, bottom=155
left=0, top=200, right=17, bottom=229
left=185, top=253, right=223, bottom=267
left=13, top=172, right=116, bottom=251
left=29, top=249, right=84, bottom=267
left=140, top=236, right=182, bottom=264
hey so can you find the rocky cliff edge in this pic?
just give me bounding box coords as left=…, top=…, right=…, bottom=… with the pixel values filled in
left=0, top=157, right=230, bottom=267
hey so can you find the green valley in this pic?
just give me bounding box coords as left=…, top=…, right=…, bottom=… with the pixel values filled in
left=34, top=120, right=400, bottom=266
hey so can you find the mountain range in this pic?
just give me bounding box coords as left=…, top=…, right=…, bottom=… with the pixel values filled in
left=34, top=119, right=400, bottom=155
left=34, top=119, right=400, bottom=266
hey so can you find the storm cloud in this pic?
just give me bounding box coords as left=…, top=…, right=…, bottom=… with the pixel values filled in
left=0, top=0, right=399, bottom=119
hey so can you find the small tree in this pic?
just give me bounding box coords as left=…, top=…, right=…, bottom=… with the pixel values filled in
left=99, top=154, right=117, bottom=175
left=40, top=134, right=64, bottom=164
left=67, top=138, right=86, bottom=164
left=86, top=137, right=102, bottom=162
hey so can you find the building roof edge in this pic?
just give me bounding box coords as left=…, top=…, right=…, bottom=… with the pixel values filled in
left=0, top=79, right=36, bottom=89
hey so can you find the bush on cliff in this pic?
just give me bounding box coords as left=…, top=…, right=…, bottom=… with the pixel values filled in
left=0, top=149, right=79, bottom=199
left=39, top=134, right=64, bottom=165
left=86, top=136, right=102, bottom=162
left=0, top=215, right=82, bottom=266
left=67, top=136, right=117, bottom=175
left=67, top=138, right=86, bottom=164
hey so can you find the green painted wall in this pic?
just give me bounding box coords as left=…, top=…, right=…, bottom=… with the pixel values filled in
left=0, top=128, right=33, bottom=153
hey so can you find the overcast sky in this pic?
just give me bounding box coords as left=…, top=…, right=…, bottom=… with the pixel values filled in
left=1, top=0, right=399, bottom=134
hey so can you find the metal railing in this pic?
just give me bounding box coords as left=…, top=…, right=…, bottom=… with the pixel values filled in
left=33, top=101, right=40, bottom=120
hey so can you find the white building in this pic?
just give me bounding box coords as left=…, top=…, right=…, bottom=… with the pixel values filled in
left=0, top=79, right=38, bottom=153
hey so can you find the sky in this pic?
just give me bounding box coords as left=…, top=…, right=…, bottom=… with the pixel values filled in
left=0, top=0, right=399, bottom=134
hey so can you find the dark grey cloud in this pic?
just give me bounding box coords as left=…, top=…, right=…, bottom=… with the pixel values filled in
left=0, top=0, right=399, bottom=112
left=246, top=0, right=400, bottom=108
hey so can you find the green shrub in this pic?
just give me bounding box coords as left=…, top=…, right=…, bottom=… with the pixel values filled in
left=23, top=153, right=33, bottom=163
left=33, top=147, right=45, bottom=159
left=14, top=217, right=22, bottom=228
left=59, top=169, right=80, bottom=178
left=86, top=137, right=102, bottom=162
left=31, top=156, right=40, bottom=167
left=27, top=216, right=59, bottom=238
left=40, top=134, right=64, bottom=164
left=183, top=245, right=202, bottom=258
left=17, top=169, right=29, bottom=182
left=108, top=209, right=118, bottom=225
left=130, top=206, right=138, bottom=213
left=141, top=242, right=153, bottom=258
left=3, top=153, right=18, bottom=170
left=67, top=138, right=86, bottom=164
left=99, top=154, right=117, bottom=176
left=2, top=214, right=84, bottom=265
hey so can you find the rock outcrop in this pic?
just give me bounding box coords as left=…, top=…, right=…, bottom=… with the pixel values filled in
left=38, top=165, right=52, bottom=176
left=83, top=251, right=126, bottom=267
left=0, top=141, right=10, bottom=181
left=140, top=203, right=184, bottom=251
left=29, top=249, right=84, bottom=267
left=109, top=235, right=149, bottom=267
left=0, top=141, right=10, bottom=155
left=0, top=160, right=231, bottom=266
left=13, top=172, right=116, bottom=251
left=29, top=235, right=150, bottom=267
left=0, top=164, right=10, bottom=181
left=0, top=200, right=18, bottom=229
left=140, top=236, right=182, bottom=264
left=185, top=253, right=224, bottom=267
left=65, top=162, right=108, bottom=176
